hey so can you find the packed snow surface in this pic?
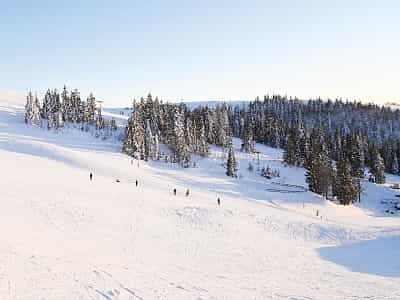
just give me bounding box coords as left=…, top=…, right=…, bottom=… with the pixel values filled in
left=0, top=95, right=400, bottom=299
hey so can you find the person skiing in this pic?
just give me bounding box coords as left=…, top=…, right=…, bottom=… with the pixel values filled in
left=173, top=188, right=177, bottom=196
left=135, top=180, right=138, bottom=187
left=186, top=189, right=190, bottom=197
left=217, top=197, right=221, bottom=206
left=89, top=173, right=93, bottom=181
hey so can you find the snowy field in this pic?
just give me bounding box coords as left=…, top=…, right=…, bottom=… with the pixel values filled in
left=0, top=94, right=400, bottom=299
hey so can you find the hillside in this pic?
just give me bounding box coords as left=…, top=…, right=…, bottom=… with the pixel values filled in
left=1, top=96, right=400, bottom=299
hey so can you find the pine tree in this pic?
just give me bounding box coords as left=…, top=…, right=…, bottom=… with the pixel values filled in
left=25, top=92, right=42, bottom=127
left=283, top=126, right=297, bottom=165
left=350, top=133, right=365, bottom=178
left=306, top=157, right=320, bottom=194
left=306, top=152, right=333, bottom=198
left=192, top=111, right=209, bottom=157
left=25, top=92, right=32, bottom=124
left=41, top=89, right=52, bottom=120
left=32, top=94, right=42, bottom=127
left=241, top=112, right=255, bottom=153
left=144, top=119, right=159, bottom=161
left=319, top=149, right=334, bottom=198
left=144, top=119, right=153, bottom=161
left=370, top=149, right=386, bottom=183
left=164, top=106, right=191, bottom=166
left=86, top=93, right=97, bottom=125
left=226, top=143, right=238, bottom=177
left=131, top=103, right=145, bottom=159
left=204, top=108, right=215, bottom=144
left=122, top=118, right=135, bottom=156
left=70, top=89, right=81, bottom=124
left=61, top=85, right=70, bottom=122
left=335, top=156, right=357, bottom=205
left=214, top=105, right=232, bottom=147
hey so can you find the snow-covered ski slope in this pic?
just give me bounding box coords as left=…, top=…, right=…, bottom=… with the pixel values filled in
left=1, top=95, right=400, bottom=300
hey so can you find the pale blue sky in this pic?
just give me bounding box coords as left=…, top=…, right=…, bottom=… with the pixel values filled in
left=1, top=0, right=399, bottom=105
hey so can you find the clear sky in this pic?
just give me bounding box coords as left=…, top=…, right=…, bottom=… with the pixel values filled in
left=1, top=0, right=399, bottom=106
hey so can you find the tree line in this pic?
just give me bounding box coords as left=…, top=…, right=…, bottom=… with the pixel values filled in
left=26, top=90, right=398, bottom=205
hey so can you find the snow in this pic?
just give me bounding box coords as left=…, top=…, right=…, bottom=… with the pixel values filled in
left=0, top=96, right=400, bottom=299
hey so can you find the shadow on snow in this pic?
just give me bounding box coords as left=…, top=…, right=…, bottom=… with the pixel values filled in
left=319, top=235, right=400, bottom=277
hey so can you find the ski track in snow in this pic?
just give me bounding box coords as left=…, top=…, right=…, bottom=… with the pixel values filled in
left=0, top=96, right=400, bottom=299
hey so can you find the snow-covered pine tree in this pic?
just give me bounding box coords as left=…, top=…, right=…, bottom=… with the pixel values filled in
left=184, top=116, right=194, bottom=153
left=319, top=148, right=334, bottom=198
left=41, top=89, right=52, bottom=121
left=350, top=133, right=365, bottom=178
left=131, top=102, right=146, bottom=159
left=306, top=154, right=329, bottom=197
left=306, top=137, right=333, bottom=198
left=297, top=120, right=308, bottom=166
left=25, top=92, right=42, bottom=127
left=196, top=117, right=209, bottom=157
left=221, top=107, right=233, bottom=148
left=86, top=93, right=96, bottom=125
left=52, top=90, right=63, bottom=129
left=61, top=85, right=70, bottom=122
left=335, top=155, right=357, bottom=205
left=32, top=94, right=42, bottom=127
left=70, top=89, right=81, bottom=124
left=144, top=119, right=159, bottom=161
left=370, top=149, right=386, bottom=184
left=283, top=126, right=298, bottom=166
left=232, top=106, right=242, bottom=138
left=24, top=92, right=33, bottom=124
left=226, top=142, right=238, bottom=177
left=171, top=107, right=190, bottom=167
left=204, top=107, right=215, bottom=144
left=214, top=105, right=232, bottom=148
left=122, top=118, right=135, bottom=156
left=241, top=112, right=255, bottom=153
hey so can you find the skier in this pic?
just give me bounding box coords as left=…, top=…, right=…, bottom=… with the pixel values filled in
left=116, top=179, right=120, bottom=183
left=186, top=189, right=190, bottom=197
left=89, top=173, right=93, bottom=181
left=173, top=188, right=177, bottom=196
left=135, top=180, right=138, bottom=187
left=217, top=197, right=220, bottom=206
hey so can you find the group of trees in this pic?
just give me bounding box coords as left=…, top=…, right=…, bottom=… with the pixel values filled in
left=123, top=94, right=208, bottom=167
left=122, top=94, right=240, bottom=175
left=124, top=94, right=399, bottom=205
left=238, top=96, right=392, bottom=205
left=25, top=87, right=117, bottom=137
left=26, top=89, right=398, bottom=205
